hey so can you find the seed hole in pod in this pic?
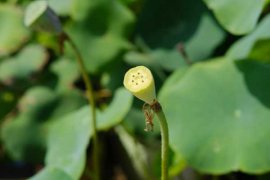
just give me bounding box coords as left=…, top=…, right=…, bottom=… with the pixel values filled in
left=138, top=72, right=140, bottom=75
left=132, top=75, right=135, bottom=77
left=142, top=80, right=144, bottom=83
left=132, top=80, right=134, bottom=82
left=136, top=83, right=138, bottom=85
left=141, top=76, right=143, bottom=78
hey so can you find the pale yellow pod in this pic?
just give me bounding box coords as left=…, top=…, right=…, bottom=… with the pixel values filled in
left=124, top=66, right=156, bottom=104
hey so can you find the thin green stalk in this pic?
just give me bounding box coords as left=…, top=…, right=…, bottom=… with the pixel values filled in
left=63, top=32, right=100, bottom=180
left=153, top=101, right=169, bottom=180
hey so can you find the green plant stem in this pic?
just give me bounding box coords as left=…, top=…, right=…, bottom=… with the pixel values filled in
left=153, top=101, right=169, bottom=180
left=63, top=32, right=99, bottom=180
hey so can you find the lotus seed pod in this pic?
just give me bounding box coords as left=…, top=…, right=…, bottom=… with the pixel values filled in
left=24, top=0, right=62, bottom=34
left=124, top=66, right=156, bottom=104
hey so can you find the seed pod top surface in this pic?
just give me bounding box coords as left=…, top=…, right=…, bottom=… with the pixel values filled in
left=124, top=66, right=156, bottom=104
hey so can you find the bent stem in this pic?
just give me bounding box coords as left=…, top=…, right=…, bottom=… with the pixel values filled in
left=62, top=32, right=100, bottom=180
left=152, top=101, right=169, bottom=180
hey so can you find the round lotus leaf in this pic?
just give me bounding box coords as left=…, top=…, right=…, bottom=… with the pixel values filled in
left=202, top=0, right=264, bottom=35
left=159, top=58, right=270, bottom=174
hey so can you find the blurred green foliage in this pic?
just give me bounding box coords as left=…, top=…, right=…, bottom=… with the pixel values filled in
left=0, top=0, right=270, bottom=179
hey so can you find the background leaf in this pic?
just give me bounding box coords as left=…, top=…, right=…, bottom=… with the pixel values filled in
left=30, top=88, right=132, bottom=179
left=97, top=88, right=133, bottom=130
left=226, top=14, right=270, bottom=61
left=159, top=58, right=270, bottom=174
left=1, top=87, right=87, bottom=162
left=65, top=0, right=135, bottom=73
left=0, top=4, right=30, bottom=57
left=44, top=107, right=91, bottom=179
left=131, top=0, right=225, bottom=70
left=202, top=0, right=265, bottom=34
left=0, top=44, right=48, bottom=85
left=50, top=57, right=79, bottom=92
